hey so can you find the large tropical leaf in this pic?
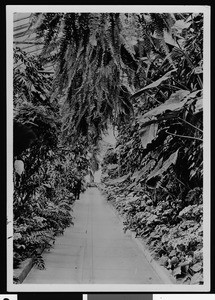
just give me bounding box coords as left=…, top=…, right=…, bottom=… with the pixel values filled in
left=139, top=90, right=190, bottom=123
left=129, top=159, right=157, bottom=187
left=194, top=96, right=203, bottom=114
left=147, top=149, right=179, bottom=182
left=139, top=123, right=158, bottom=149
left=130, top=69, right=177, bottom=100
left=107, top=172, right=131, bottom=185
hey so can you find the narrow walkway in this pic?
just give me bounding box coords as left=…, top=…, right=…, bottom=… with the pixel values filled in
left=24, top=187, right=163, bottom=284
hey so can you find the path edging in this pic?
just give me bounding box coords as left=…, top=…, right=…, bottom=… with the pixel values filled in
left=13, top=258, right=34, bottom=284
left=14, top=190, right=175, bottom=284
left=100, top=187, right=176, bottom=284
left=13, top=241, right=50, bottom=284
left=13, top=202, right=76, bottom=284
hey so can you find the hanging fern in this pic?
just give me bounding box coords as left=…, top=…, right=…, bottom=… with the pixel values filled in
left=29, top=13, right=139, bottom=145
left=26, top=12, right=190, bottom=150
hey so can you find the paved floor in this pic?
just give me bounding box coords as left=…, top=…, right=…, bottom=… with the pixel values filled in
left=24, top=187, right=163, bottom=284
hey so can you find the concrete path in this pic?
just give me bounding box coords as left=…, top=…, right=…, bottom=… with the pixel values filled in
left=24, top=187, right=163, bottom=284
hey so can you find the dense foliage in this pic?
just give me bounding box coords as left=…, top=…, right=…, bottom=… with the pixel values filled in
left=12, top=12, right=204, bottom=285
left=13, top=48, right=89, bottom=274
left=101, top=13, right=203, bottom=285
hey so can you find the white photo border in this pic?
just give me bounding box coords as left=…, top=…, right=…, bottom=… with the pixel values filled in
left=7, top=5, right=211, bottom=292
